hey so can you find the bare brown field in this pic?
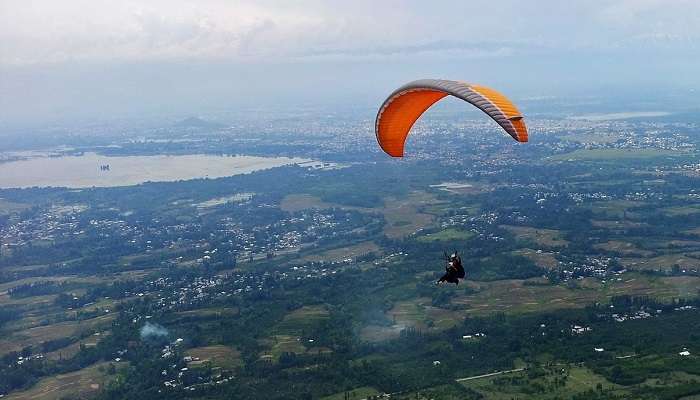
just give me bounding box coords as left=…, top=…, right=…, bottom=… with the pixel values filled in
left=45, top=332, right=109, bottom=361
left=110, top=269, right=157, bottom=280
left=186, top=345, right=243, bottom=369
left=621, top=253, right=700, bottom=270
left=172, top=307, right=239, bottom=319
left=45, top=341, right=83, bottom=361
left=301, top=241, right=380, bottom=262
left=280, top=191, right=438, bottom=239
left=594, top=240, right=654, bottom=256
left=0, top=293, right=58, bottom=308
left=501, top=225, right=569, bottom=248
left=259, top=335, right=307, bottom=362
left=279, top=194, right=337, bottom=212
left=1, top=309, right=74, bottom=333
left=592, top=219, right=648, bottom=229
left=513, top=249, right=559, bottom=269
left=381, top=191, right=437, bottom=238
left=5, top=362, right=121, bottom=400
left=586, top=200, right=644, bottom=219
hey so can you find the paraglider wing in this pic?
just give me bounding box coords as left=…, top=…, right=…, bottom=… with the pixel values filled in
left=375, top=79, right=528, bottom=157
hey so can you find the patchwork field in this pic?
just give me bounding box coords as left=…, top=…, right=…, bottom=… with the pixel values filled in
left=301, top=241, right=380, bottom=262
left=274, top=305, right=330, bottom=335
left=186, top=345, right=243, bottom=369
left=458, top=365, right=624, bottom=400
left=280, top=191, right=439, bottom=239
left=417, top=228, right=475, bottom=243
left=5, top=362, right=122, bottom=400
left=453, top=275, right=700, bottom=315
left=621, top=253, right=700, bottom=271
left=662, top=205, right=700, bottom=217
left=586, top=200, right=644, bottom=219
left=0, top=314, right=116, bottom=356
left=45, top=332, right=108, bottom=361
left=279, top=194, right=338, bottom=213
left=594, top=240, right=655, bottom=256
left=359, top=274, right=700, bottom=342
left=501, top=225, right=569, bottom=248
left=592, top=219, right=648, bottom=230
left=259, top=333, right=331, bottom=362
left=171, top=307, right=239, bottom=320
left=321, top=386, right=381, bottom=400
left=381, top=192, right=438, bottom=238
left=513, top=249, right=559, bottom=269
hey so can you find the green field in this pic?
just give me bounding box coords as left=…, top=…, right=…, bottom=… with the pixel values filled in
left=274, top=305, right=329, bottom=335
left=662, top=205, right=700, bottom=217
left=320, top=386, right=381, bottom=400
left=458, top=366, right=624, bottom=399
left=501, top=225, right=569, bottom=248
left=417, top=228, right=475, bottom=243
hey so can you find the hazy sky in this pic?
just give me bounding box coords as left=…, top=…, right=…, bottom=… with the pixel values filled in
left=1, top=0, right=700, bottom=126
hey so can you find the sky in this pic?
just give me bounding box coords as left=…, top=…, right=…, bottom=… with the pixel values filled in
left=1, top=0, right=700, bottom=127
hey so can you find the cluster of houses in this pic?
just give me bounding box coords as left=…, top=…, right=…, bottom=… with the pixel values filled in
left=0, top=204, right=87, bottom=250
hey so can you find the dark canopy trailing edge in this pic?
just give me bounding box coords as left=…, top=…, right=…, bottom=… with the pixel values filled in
left=375, top=79, right=528, bottom=157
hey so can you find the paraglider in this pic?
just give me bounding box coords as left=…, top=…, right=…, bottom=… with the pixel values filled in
left=437, top=251, right=465, bottom=285
left=375, top=79, right=528, bottom=157
left=375, top=79, right=528, bottom=286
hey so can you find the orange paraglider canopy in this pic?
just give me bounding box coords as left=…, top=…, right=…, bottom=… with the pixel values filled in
left=375, top=79, right=528, bottom=157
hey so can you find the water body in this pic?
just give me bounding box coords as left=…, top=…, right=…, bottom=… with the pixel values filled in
left=0, top=153, right=311, bottom=188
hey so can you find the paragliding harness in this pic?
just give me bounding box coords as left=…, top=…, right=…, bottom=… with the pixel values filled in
left=437, top=251, right=465, bottom=285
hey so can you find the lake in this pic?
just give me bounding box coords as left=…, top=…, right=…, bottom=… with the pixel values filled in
left=0, top=153, right=311, bottom=188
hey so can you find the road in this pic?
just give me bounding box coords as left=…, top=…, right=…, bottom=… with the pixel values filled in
left=455, top=367, right=526, bottom=382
